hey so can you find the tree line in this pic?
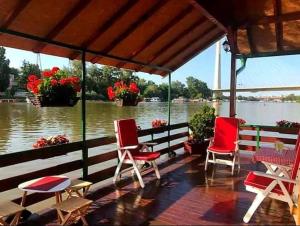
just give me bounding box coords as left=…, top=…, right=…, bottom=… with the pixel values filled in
left=0, top=47, right=212, bottom=101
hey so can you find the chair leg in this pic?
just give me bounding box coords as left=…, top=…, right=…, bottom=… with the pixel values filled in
left=152, top=161, right=160, bottom=179
left=113, top=152, right=126, bottom=184
left=243, top=192, right=266, bottom=223
left=128, top=154, right=145, bottom=188
left=237, top=151, right=241, bottom=173
left=212, top=153, right=216, bottom=163
left=231, top=154, right=236, bottom=175
left=205, top=151, right=210, bottom=171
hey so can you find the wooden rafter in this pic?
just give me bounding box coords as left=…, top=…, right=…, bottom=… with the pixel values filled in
left=240, top=11, right=300, bottom=28
left=115, top=5, right=194, bottom=69
left=148, top=25, right=217, bottom=74
left=33, top=0, right=92, bottom=53
left=189, top=0, right=227, bottom=32
left=69, top=0, right=139, bottom=60
left=0, top=0, right=31, bottom=28
left=135, top=17, right=208, bottom=72
left=246, top=26, right=256, bottom=54
left=168, top=32, right=224, bottom=74
left=91, top=0, right=168, bottom=63
left=273, top=0, right=283, bottom=51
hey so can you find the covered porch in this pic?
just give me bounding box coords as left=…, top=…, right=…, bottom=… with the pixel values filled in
left=1, top=0, right=300, bottom=225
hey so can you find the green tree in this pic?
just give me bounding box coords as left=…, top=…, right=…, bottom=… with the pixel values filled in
left=19, top=60, right=41, bottom=89
left=143, top=84, right=160, bottom=98
left=0, top=47, right=10, bottom=92
left=186, top=76, right=212, bottom=99
left=158, top=83, right=169, bottom=101
left=171, top=80, right=186, bottom=99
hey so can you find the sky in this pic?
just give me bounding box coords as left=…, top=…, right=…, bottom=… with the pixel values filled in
left=4, top=38, right=300, bottom=97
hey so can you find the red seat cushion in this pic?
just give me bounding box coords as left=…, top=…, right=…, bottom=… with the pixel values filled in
left=244, top=171, right=291, bottom=195
left=131, top=151, right=160, bottom=161
left=208, top=145, right=235, bottom=153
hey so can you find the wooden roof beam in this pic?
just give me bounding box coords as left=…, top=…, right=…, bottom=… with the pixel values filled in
left=168, top=32, right=224, bottom=74
left=69, top=0, right=139, bottom=60
left=0, top=0, right=31, bottom=28
left=33, top=0, right=92, bottom=53
left=148, top=25, right=218, bottom=74
left=240, top=11, right=300, bottom=28
left=135, top=17, right=208, bottom=72
left=115, top=5, right=194, bottom=69
left=273, top=0, right=283, bottom=51
left=246, top=26, right=256, bottom=54
left=91, top=0, right=168, bottom=63
left=189, top=0, right=227, bottom=32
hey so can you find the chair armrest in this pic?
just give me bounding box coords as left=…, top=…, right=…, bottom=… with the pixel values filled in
left=234, top=140, right=241, bottom=144
left=119, top=145, right=139, bottom=150
left=253, top=171, right=297, bottom=184
left=142, top=142, right=157, bottom=146
left=204, top=137, right=214, bottom=142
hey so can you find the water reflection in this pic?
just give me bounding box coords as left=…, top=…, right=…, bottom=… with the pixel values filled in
left=0, top=101, right=299, bottom=153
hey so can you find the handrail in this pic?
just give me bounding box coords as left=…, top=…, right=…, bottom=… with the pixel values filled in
left=0, top=122, right=189, bottom=207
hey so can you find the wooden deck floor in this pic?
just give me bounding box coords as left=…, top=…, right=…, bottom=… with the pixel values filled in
left=44, top=153, right=295, bottom=225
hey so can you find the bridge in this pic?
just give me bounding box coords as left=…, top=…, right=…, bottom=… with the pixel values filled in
left=213, top=86, right=300, bottom=93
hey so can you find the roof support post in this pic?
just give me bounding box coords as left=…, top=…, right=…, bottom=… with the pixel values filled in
left=229, top=52, right=237, bottom=117
left=81, top=50, right=88, bottom=180
left=167, top=73, right=176, bottom=157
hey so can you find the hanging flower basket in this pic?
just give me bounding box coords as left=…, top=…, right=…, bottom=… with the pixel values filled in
left=152, top=119, right=167, bottom=134
left=276, top=120, right=300, bottom=134
left=115, top=98, right=138, bottom=107
left=107, top=81, right=140, bottom=107
left=27, top=67, right=81, bottom=107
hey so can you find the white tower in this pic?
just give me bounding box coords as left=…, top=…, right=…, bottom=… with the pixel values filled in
left=213, top=40, right=221, bottom=100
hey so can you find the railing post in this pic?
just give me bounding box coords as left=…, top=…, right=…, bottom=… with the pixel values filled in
left=168, top=72, right=175, bottom=157
left=81, top=50, right=88, bottom=180
left=256, top=126, right=260, bottom=151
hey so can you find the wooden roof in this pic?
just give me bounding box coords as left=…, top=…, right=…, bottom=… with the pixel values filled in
left=0, top=0, right=225, bottom=76
left=198, top=0, right=300, bottom=58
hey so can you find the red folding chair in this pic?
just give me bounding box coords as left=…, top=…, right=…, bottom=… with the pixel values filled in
left=205, top=117, right=240, bottom=175
left=243, top=137, right=300, bottom=223
left=113, top=119, right=160, bottom=188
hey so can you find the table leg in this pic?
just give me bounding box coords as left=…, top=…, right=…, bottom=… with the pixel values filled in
left=20, top=191, right=27, bottom=206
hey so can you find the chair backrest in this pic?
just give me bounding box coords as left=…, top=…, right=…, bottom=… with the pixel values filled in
left=114, top=119, right=139, bottom=148
left=291, top=130, right=300, bottom=180
left=213, top=117, right=239, bottom=151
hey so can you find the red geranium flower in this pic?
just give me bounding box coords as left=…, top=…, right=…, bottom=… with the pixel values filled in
left=107, top=86, right=115, bottom=100
left=28, top=74, right=38, bottom=82
left=51, top=79, right=58, bottom=86
left=51, top=67, right=60, bottom=74
left=43, top=70, right=54, bottom=78
left=129, top=82, right=139, bottom=94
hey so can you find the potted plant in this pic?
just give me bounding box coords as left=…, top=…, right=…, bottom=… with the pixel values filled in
left=107, top=81, right=140, bottom=106
left=276, top=120, right=300, bottom=134
left=152, top=119, right=167, bottom=134
left=27, top=67, right=81, bottom=107
left=184, top=105, right=216, bottom=156
left=33, top=135, right=69, bottom=148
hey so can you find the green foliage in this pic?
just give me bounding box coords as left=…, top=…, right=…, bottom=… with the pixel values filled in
left=186, top=76, right=212, bottom=99
left=19, top=60, right=41, bottom=89
left=0, top=47, right=11, bottom=92
left=189, top=105, right=216, bottom=142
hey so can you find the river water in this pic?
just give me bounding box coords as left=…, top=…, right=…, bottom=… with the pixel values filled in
left=0, top=101, right=299, bottom=154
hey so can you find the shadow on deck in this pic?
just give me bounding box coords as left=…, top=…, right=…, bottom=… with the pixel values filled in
left=44, top=153, right=295, bottom=225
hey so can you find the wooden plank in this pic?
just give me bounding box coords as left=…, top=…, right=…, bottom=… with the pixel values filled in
left=157, top=143, right=184, bottom=155
left=273, top=0, right=283, bottom=51
left=88, top=151, right=118, bottom=166
left=86, top=166, right=117, bottom=184
left=13, top=192, right=53, bottom=207
left=136, top=17, right=207, bottom=72
left=86, top=136, right=116, bottom=149
left=0, top=0, right=31, bottom=28
left=92, top=0, right=169, bottom=63
left=33, top=0, right=92, bottom=52
left=0, top=160, right=82, bottom=192
left=149, top=25, right=217, bottom=74
left=68, top=0, right=139, bottom=59
left=239, top=145, right=256, bottom=151
left=151, top=132, right=189, bottom=145
left=260, top=136, right=296, bottom=145
left=116, top=5, right=194, bottom=68
left=0, top=141, right=82, bottom=167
